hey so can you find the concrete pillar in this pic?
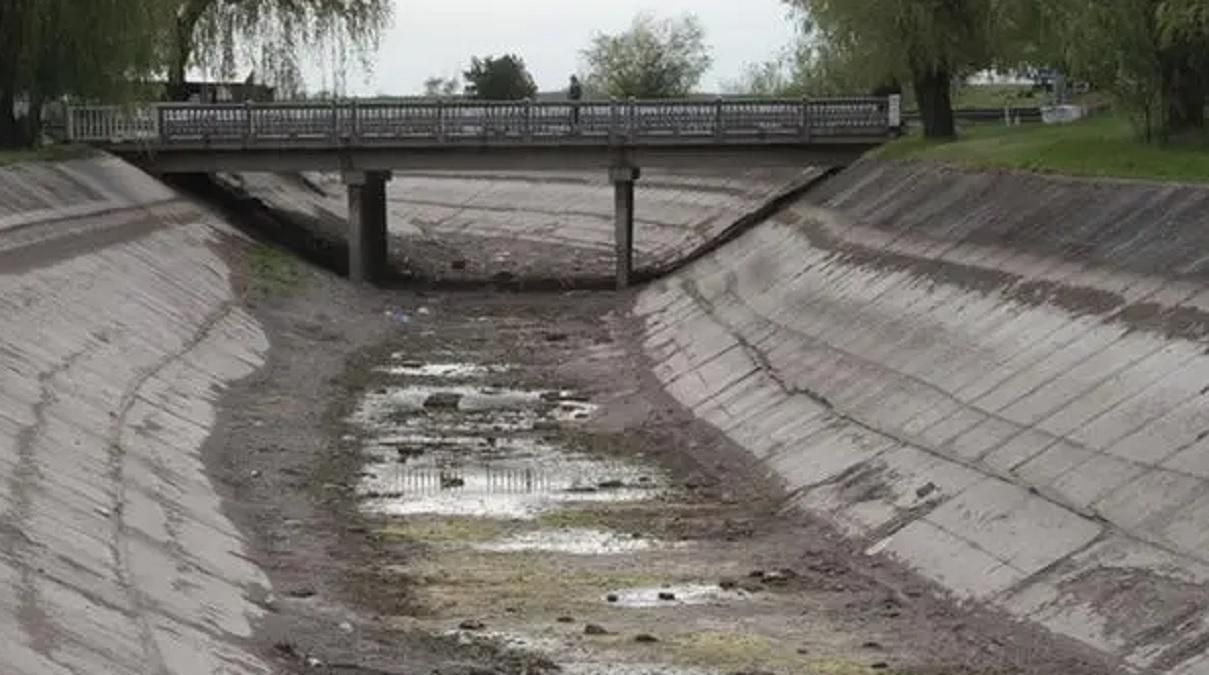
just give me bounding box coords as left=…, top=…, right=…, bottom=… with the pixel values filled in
left=344, top=170, right=391, bottom=283
left=610, top=165, right=640, bottom=289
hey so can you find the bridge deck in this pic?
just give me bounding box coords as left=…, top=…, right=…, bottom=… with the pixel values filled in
left=66, top=98, right=901, bottom=151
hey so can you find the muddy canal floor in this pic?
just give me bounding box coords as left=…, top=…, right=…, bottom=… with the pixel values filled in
left=204, top=252, right=1119, bottom=675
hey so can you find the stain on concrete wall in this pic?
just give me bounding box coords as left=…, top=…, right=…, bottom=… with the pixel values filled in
left=0, top=157, right=272, bottom=675
left=636, top=159, right=1209, bottom=672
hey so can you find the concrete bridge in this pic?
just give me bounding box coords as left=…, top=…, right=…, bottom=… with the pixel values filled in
left=66, top=97, right=901, bottom=286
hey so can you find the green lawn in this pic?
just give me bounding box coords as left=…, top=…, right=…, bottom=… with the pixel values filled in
left=0, top=144, right=96, bottom=167
left=878, top=114, right=1209, bottom=183
left=951, top=84, right=1041, bottom=108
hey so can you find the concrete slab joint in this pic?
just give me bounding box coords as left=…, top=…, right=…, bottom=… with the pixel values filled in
left=634, top=158, right=1209, bottom=673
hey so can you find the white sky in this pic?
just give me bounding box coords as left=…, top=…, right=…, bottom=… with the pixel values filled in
left=306, top=0, right=799, bottom=96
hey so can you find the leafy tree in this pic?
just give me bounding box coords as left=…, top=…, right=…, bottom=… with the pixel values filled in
left=786, top=0, right=1013, bottom=139
left=1043, top=0, right=1209, bottom=140
left=168, top=0, right=392, bottom=101
left=725, top=55, right=799, bottom=97
left=462, top=55, right=538, bottom=100
left=725, top=39, right=880, bottom=98
left=582, top=13, right=713, bottom=98
left=0, top=0, right=173, bottom=147
left=1159, top=0, right=1209, bottom=130
left=423, top=76, right=463, bottom=97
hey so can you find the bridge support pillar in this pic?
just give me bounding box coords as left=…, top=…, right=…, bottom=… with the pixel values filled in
left=344, top=170, right=391, bottom=284
left=610, top=165, right=640, bottom=289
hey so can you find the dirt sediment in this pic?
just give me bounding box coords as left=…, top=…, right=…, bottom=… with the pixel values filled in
left=201, top=242, right=1120, bottom=675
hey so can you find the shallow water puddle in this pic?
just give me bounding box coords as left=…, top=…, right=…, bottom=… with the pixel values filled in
left=351, top=372, right=655, bottom=519
left=350, top=360, right=902, bottom=675
left=359, top=441, right=659, bottom=518
left=605, top=584, right=754, bottom=609
left=379, top=361, right=509, bottom=378
left=474, top=527, right=668, bottom=555
left=561, top=664, right=717, bottom=675
left=355, top=384, right=598, bottom=417
left=347, top=362, right=794, bottom=674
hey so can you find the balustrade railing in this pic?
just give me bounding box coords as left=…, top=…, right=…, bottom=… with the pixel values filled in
left=64, top=96, right=901, bottom=147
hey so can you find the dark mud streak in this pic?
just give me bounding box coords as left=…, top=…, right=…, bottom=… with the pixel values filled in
left=792, top=214, right=1209, bottom=342
left=644, top=168, right=840, bottom=283
left=105, top=300, right=239, bottom=675
left=0, top=202, right=191, bottom=275
left=674, top=271, right=1130, bottom=562
left=4, top=348, right=88, bottom=660
left=812, top=160, right=1209, bottom=282
left=1054, top=565, right=1209, bottom=671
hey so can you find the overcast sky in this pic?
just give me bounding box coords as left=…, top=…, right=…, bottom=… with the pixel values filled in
left=311, top=0, right=799, bottom=96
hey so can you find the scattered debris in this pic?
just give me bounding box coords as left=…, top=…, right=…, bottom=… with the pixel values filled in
left=915, top=482, right=938, bottom=499
left=424, top=392, right=464, bottom=409
left=384, top=309, right=410, bottom=324
left=763, top=569, right=797, bottom=585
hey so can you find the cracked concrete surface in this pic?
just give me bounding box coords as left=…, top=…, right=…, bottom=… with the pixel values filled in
left=0, top=157, right=271, bottom=674
left=635, top=160, right=1209, bottom=673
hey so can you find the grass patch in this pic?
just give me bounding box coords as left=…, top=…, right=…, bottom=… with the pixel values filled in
left=378, top=516, right=516, bottom=544
left=247, top=243, right=304, bottom=296
left=951, top=84, right=1040, bottom=109
left=879, top=114, right=1209, bottom=183
left=668, top=631, right=875, bottom=673
left=410, top=548, right=669, bottom=613
left=0, top=144, right=97, bottom=167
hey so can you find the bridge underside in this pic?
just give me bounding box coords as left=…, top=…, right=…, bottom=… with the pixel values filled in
left=116, top=141, right=879, bottom=174
left=122, top=142, right=876, bottom=288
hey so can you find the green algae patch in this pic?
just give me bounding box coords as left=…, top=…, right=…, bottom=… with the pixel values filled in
left=378, top=516, right=518, bottom=545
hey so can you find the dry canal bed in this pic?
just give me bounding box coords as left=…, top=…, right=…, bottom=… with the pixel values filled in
left=205, top=254, right=1116, bottom=675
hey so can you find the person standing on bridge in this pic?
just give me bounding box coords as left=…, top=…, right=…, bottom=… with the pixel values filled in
left=568, top=75, right=583, bottom=131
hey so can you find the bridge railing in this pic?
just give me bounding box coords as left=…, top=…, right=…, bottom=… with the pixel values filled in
left=64, top=96, right=901, bottom=147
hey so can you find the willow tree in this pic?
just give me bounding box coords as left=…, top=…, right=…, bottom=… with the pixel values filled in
left=0, top=0, right=172, bottom=147
left=1158, top=0, right=1209, bottom=132
left=787, top=0, right=1013, bottom=139
left=1040, top=0, right=1209, bottom=140
left=169, top=0, right=392, bottom=100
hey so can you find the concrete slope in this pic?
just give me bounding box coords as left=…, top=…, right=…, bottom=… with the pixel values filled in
left=635, top=159, right=1209, bottom=673
left=0, top=157, right=272, bottom=674
left=223, top=168, right=818, bottom=281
